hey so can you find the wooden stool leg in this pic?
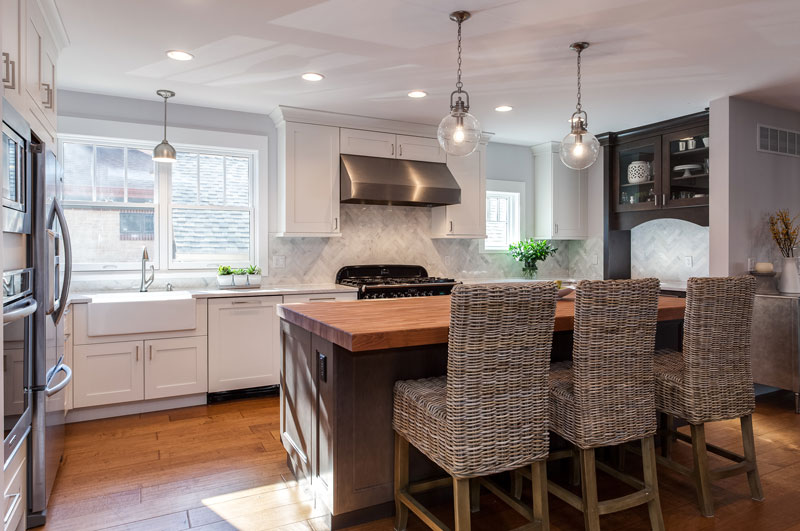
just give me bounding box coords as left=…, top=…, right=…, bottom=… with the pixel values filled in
left=579, top=448, right=601, bottom=531
left=690, top=423, right=714, bottom=517
left=470, top=478, right=481, bottom=513
left=454, top=478, right=472, bottom=531
left=660, top=413, right=674, bottom=458
left=641, top=436, right=666, bottom=531
left=512, top=470, right=523, bottom=500
left=740, top=415, right=765, bottom=501
left=531, top=460, right=550, bottom=531
left=394, top=433, right=409, bottom=531
left=617, top=444, right=627, bottom=472
left=571, top=448, right=581, bottom=487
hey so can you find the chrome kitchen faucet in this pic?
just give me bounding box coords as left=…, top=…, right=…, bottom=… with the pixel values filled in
left=140, top=246, right=155, bottom=292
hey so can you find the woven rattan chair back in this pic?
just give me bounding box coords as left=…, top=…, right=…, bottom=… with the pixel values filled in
left=681, top=276, right=756, bottom=423
left=445, top=282, right=557, bottom=478
left=571, top=278, right=661, bottom=448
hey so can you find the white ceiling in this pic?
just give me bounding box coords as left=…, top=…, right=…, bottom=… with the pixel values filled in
left=55, top=0, right=800, bottom=144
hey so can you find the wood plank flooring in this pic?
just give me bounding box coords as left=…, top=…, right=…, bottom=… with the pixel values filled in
left=37, top=391, right=800, bottom=531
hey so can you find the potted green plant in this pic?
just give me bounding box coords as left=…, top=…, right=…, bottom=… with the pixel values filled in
left=232, top=268, right=248, bottom=287
left=217, top=265, right=234, bottom=288
left=508, top=239, right=558, bottom=279
left=246, top=265, right=262, bottom=287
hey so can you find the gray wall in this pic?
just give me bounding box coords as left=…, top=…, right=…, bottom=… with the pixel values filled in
left=710, top=96, right=800, bottom=275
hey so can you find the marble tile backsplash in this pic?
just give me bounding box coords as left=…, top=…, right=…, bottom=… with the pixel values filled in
left=631, top=218, right=709, bottom=281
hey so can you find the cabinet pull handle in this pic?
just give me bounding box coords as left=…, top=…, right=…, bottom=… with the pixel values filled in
left=655, top=194, right=659, bottom=207
left=449, top=221, right=454, bottom=233
left=554, top=223, right=558, bottom=234
left=1, top=53, right=14, bottom=89
left=41, top=83, right=53, bottom=109
left=334, top=217, right=338, bottom=230
left=391, top=144, right=395, bottom=156
left=309, top=297, right=336, bottom=301
left=149, top=345, right=153, bottom=360
left=399, top=144, right=403, bottom=157
left=662, top=193, right=666, bottom=206
left=231, top=300, right=261, bottom=305
left=135, top=345, right=139, bottom=361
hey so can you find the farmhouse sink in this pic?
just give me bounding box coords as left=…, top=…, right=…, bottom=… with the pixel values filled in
left=87, top=291, right=197, bottom=336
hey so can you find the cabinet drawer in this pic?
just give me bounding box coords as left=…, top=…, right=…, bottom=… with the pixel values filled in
left=340, top=128, right=395, bottom=158
left=282, top=292, right=357, bottom=304
left=3, top=440, right=26, bottom=531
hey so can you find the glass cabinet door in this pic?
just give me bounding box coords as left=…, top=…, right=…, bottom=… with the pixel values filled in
left=663, top=126, right=709, bottom=208
left=614, top=136, right=662, bottom=212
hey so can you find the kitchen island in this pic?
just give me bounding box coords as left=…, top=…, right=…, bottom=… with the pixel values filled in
left=277, top=295, right=686, bottom=529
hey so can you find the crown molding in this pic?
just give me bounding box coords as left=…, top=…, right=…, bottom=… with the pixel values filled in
left=39, top=0, right=70, bottom=51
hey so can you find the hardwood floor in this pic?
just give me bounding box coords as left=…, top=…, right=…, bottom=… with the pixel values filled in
left=38, top=391, right=800, bottom=531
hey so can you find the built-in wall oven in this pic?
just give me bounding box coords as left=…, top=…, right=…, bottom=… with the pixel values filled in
left=2, top=100, right=32, bottom=234
left=3, top=268, right=35, bottom=467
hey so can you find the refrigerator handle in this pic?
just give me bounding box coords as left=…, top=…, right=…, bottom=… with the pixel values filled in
left=45, top=363, right=72, bottom=397
left=47, top=197, right=72, bottom=326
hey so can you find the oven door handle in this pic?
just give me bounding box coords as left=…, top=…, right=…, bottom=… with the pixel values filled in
left=47, top=197, right=72, bottom=326
left=45, top=363, right=72, bottom=397
left=3, top=298, right=37, bottom=325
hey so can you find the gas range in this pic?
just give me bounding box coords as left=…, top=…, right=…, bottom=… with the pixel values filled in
left=336, top=265, right=460, bottom=299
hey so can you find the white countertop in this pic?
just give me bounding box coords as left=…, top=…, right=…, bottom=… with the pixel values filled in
left=70, top=283, right=358, bottom=303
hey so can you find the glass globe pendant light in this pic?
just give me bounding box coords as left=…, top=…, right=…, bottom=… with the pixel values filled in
left=437, top=11, right=481, bottom=157
left=559, top=42, right=600, bottom=170
left=153, top=89, right=177, bottom=163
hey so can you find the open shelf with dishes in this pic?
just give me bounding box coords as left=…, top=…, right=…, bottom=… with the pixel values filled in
left=664, top=126, right=710, bottom=208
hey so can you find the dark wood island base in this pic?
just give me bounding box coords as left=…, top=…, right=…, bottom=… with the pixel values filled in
left=277, top=295, right=686, bottom=529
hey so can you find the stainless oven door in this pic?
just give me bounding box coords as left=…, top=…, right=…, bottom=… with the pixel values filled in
left=3, top=295, right=35, bottom=464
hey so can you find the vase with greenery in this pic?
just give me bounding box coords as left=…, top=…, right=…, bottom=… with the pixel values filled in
left=217, top=265, right=234, bottom=287
left=769, top=210, right=800, bottom=294
left=508, top=239, right=558, bottom=279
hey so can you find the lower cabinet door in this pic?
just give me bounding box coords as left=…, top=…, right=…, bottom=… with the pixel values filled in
left=144, top=337, right=208, bottom=399
left=73, top=341, right=144, bottom=408
left=208, top=296, right=282, bottom=392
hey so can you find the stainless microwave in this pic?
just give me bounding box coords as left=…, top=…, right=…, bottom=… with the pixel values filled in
left=2, top=100, right=32, bottom=234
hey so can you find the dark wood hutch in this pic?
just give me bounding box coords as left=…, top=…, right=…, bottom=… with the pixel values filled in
left=599, top=110, right=710, bottom=279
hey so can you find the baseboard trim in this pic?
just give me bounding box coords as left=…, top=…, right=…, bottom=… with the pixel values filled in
left=207, top=385, right=280, bottom=403
left=66, top=394, right=207, bottom=423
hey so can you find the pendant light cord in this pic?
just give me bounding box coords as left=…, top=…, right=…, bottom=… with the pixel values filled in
left=575, top=48, right=582, bottom=114
left=455, top=20, right=463, bottom=93
left=163, top=96, right=168, bottom=141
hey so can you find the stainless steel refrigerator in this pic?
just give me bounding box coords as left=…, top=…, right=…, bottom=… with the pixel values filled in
left=27, top=134, right=72, bottom=527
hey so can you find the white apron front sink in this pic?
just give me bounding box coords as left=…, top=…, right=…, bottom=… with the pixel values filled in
left=87, top=291, right=196, bottom=336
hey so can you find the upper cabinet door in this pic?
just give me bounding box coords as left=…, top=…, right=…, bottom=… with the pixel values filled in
left=613, top=135, right=662, bottom=213
left=432, top=144, right=486, bottom=238
left=396, top=135, right=446, bottom=163
left=552, top=155, right=587, bottom=239
left=40, top=37, right=56, bottom=128
left=282, top=122, right=340, bottom=236
left=340, top=128, right=396, bottom=158
left=24, top=0, right=43, bottom=113
left=2, top=0, right=25, bottom=107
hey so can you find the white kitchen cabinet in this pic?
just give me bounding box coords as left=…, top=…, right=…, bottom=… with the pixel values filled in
left=3, top=436, right=26, bottom=531
left=63, top=305, right=73, bottom=413
left=282, top=292, right=358, bottom=304
left=396, top=135, right=446, bottom=163
left=1, top=0, right=26, bottom=112
left=340, top=129, right=445, bottom=163
left=144, top=336, right=207, bottom=399
left=73, top=341, right=144, bottom=408
left=431, top=143, right=487, bottom=238
left=208, top=296, right=282, bottom=392
left=532, top=142, right=588, bottom=240
left=340, top=128, right=395, bottom=158
left=276, top=121, right=340, bottom=237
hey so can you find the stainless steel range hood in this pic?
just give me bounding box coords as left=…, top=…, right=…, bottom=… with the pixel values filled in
left=340, top=154, right=461, bottom=207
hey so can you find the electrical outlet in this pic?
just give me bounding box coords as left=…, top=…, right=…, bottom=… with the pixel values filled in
left=444, top=255, right=453, bottom=267
left=592, top=254, right=599, bottom=265
left=684, top=256, right=693, bottom=268
left=272, top=255, right=286, bottom=269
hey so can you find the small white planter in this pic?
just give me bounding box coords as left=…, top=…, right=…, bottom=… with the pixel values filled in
left=233, top=274, right=248, bottom=287
left=247, top=274, right=262, bottom=287
left=217, top=274, right=234, bottom=288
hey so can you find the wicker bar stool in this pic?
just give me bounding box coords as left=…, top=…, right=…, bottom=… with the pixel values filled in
left=545, top=278, right=665, bottom=531
left=654, top=276, right=763, bottom=517
left=393, top=282, right=557, bottom=531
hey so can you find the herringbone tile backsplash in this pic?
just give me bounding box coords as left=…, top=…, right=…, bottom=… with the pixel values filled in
left=631, top=219, right=709, bottom=280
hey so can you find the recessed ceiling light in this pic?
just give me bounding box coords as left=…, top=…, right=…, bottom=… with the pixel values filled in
left=301, top=72, right=325, bottom=81
left=166, top=50, right=194, bottom=61
left=408, top=90, right=427, bottom=98
left=495, top=105, right=513, bottom=112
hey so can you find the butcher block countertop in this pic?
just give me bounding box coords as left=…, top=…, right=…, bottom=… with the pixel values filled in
left=277, top=295, right=686, bottom=352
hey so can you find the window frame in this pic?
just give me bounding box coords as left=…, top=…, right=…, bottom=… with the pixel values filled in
left=58, top=134, right=258, bottom=273
left=481, top=179, right=526, bottom=254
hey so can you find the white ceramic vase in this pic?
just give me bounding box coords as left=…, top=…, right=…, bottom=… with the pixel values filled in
left=778, top=257, right=800, bottom=294
left=233, top=274, right=248, bottom=287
